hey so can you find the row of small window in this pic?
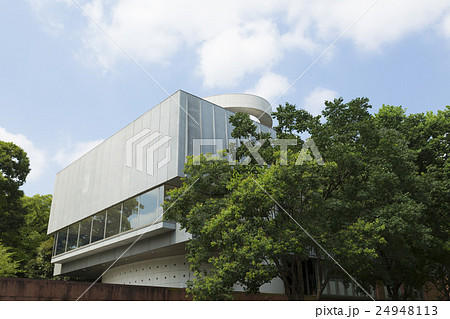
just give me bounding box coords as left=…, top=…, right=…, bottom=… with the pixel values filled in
left=53, top=185, right=172, bottom=256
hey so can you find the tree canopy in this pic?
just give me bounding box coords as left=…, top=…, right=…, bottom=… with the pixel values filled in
left=0, top=141, right=30, bottom=248
left=164, top=99, right=449, bottom=300
left=0, top=141, right=54, bottom=279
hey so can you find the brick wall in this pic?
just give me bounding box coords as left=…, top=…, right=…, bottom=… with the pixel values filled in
left=0, top=277, right=288, bottom=301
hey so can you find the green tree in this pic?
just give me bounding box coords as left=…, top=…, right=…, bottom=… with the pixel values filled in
left=24, top=237, right=54, bottom=279
left=369, top=105, right=449, bottom=299
left=165, top=100, right=384, bottom=300
left=0, top=243, right=20, bottom=277
left=18, top=194, right=54, bottom=278
left=0, top=141, right=57, bottom=279
left=164, top=99, right=448, bottom=301
left=0, top=141, right=30, bottom=247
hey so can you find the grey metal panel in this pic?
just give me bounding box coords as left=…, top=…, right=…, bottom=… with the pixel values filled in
left=92, top=139, right=104, bottom=212
left=145, top=102, right=161, bottom=193
left=77, top=155, right=87, bottom=219
left=100, top=137, right=113, bottom=209
left=150, top=103, right=161, bottom=134
left=155, top=98, right=171, bottom=185
left=57, top=160, right=69, bottom=229
left=48, top=171, right=61, bottom=232
left=213, top=104, right=226, bottom=145
left=166, top=92, right=180, bottom=182
left=48, top=90, right=274, bottom=234
left=48, top=92, right=183, bottom=234
left=186, top=94, right=200, bottom=156
left=200, top=101, right=214, bottom=154
left=128, top=115, right=146, bottom=197
left=109, top=131, right=122, bottom=203
left=120, top=121, right=134, bottom=208
left=177, top=92, right=187, bottom=176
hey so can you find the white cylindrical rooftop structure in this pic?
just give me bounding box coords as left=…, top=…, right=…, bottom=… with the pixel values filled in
left=203, top=93, right=273, bottom=128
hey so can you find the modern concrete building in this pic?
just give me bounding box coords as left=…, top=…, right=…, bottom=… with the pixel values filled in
left=48, top=90, right=367, bottom=298
left=48, top=90, right=286, bottom=293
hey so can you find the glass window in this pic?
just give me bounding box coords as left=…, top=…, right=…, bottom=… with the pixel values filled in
left=91, top=211, right=106, bottom=243
left=52, top=234, right=57, bottom=256
left=162, top=185, right=176, bottom=222
left=105, top=203, right=122, bottom=238
left=138, top=189, right=158, bottom=227
left=121, top=196, right=139, bottom=232
left=55, top=228, right=68, bottom=255
left=158, top=186, right=165, bottom=218
left=78, top=217, right=92, bottom=247
left=67, top=223, right=79, bottom=251
left=159, top=185, right=164, bottom=208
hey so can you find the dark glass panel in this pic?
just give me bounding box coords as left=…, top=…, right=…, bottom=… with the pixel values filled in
left=91, top=211, right=106, bottom=243
left=105, top=204, right=122, bottom=238
left=67, top=223, right=79, bottom=251
left=52, top=234, right=57, bottom=256
left=138, top=189, right=158, bottom=227
left=121, top=197, right=139, bottom=232
left=55, top=228, right=68, bottom=255
left=78, top=217, right=92, bottom=247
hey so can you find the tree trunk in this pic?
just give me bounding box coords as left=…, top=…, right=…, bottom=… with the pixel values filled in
left=315, top=255, right=333, bottom=301
left=388, top=283, right=401, bottom=300
left=295, top=256, right=305, bottom=300
left=277, top=256, right=305, bottom=300
left=316, top=270, right=331, bottom=300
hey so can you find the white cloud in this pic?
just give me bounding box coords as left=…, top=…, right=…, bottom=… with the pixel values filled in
left=246, top=72, right=291, bottom=104
left=26, top=0, right=73, bottom=35
left=0, top=127, right=47, bottom=182
left=198, top=20, right=283, bottom=88
left=440, top=12, right=450, bottom=38
left=52, top=139, right=104, bottom=168
left=28, top=0, right=450, bottom=89
left=304, top=87, right=339, bottom=116
left=283, top=0, right=450, bottom=52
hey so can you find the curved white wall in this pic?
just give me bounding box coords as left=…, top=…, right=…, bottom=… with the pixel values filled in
left=102, top=254, right=285, bottom=294
left=102, top=255, right=191, bottom=288
left=203, top=93, right=273, bottom=128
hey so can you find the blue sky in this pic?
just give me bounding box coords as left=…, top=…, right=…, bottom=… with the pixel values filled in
left=1, top=0, right=450, bottom=196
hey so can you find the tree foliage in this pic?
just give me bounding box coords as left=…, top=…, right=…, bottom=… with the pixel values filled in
left=0, top=140, right=54, bottom=279
left=0, top=243, right=20, bottom=277
left=18, top=194, right=54, bottom=278
left=0, top=141, right=30, bottom=247
left=164, top=98, right=449, bottom=301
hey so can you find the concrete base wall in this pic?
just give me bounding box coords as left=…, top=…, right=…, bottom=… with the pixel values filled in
left=0, top=277, right=288, bottom=301
left=0, top=277, right=190, bottom=301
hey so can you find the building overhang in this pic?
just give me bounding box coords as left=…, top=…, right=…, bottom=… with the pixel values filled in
left=52, top=221, right=176, bottom=265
